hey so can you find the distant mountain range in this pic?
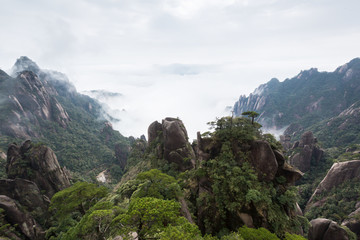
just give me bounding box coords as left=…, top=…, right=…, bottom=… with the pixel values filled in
left=233, top=58, right=360, bottom=147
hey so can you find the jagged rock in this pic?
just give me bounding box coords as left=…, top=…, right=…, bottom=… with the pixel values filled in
left=289, top=131, right=324, bottom=172
left=0, top=178, right=50, bottom=214
left=309, top=218, right=349, bottom=240
left=6, top=140, right=70, bottom=198
left=0, top=195, right=45, bottom=240
left=273, top=149, right=285, bottom=167
left=249, top=140, right=278, bottom=181
left=276, top=162, right=303, bottom=185
left=115, top=142, right=130, bottom=170
left=0, top=68, right=70, bottom=138
left=148, top=121, right=162, bottom=145
left=342, top=207, right=360, bottom=239
left=306, top=160, right=360, bottom=211
left=147, top=118, right=195, bottom=171
left=279, top=134, right=292, bottom=151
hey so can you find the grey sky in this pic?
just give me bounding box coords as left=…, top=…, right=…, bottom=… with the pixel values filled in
left=1, top=0, right=360, bottom=139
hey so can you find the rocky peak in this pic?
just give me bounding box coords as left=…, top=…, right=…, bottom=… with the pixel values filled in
left=147, top=117, right=195, bottom=171
left=11, top=56, right=41, bottom=76
left=0, top=68, right=70, bottom=138
left=288, top=131, right=324, bottom=172
left=6, top=140, right=70, bottom=198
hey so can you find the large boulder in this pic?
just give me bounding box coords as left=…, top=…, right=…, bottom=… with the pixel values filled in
left=249, top=140, right=278, bottom=181
left=6, top=140, right=70, bottom=198
left=147, top=118, right=195, bottom=171
left=0, top=178, right=50, bottom=214
left=307, top=160, right=360, bottom=208
left=0, top=195, right=45, bottom=240
left=290, top=131, right=324, bottom=172
left=309, top=218, right=349, bottom=240
left=342, top=206, right=360, bottom=239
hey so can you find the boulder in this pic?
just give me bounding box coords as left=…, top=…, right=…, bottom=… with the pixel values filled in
left=276, top=162, right=303, bottom=185
left=148, top=121, right=162, bottom=144
left=6, top=140, right=70, bottom=198
left=0, top=195, right=44, bottom=240
left=289, top=131, right=324, bottom=172
left=342, top=207, right=360, bottom=239
left=0, top=178, right=50, bottom=214
left=309, top=218, right=349, bottom=240
left=249, top=140, right=278, bottom=181
left=306, top=160, right=360, bottom=212
left=308, top=160, right=360, bottom=204
left=147, top=118, right=195, bottom=171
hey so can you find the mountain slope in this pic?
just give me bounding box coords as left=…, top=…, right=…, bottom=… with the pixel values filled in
left=0, top=57, right=129, bottom=180
left=233, top=58, right=360, bottom=148
left=234, top=58, right=360, bottom=132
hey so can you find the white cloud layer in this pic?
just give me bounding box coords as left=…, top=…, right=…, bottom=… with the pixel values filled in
left=1, top=0, right=360, bottom=139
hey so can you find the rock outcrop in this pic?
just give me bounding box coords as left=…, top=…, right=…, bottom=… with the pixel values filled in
left=0, top=195, right=45, bottom=240
left=309, top=218, right=349, bottom=240
left=147, top=118, right=196, bottom=171
left=6, top=140, right=70, bottom=198
left=0, top=68, right=70, bottom=138
left=342, top=206, right=360, bottom=239
left=306, top=160, right=360, bottom=210
left=249, top=140, right=278, bottom=181
left=289, top=131, right=324, bottom=172
left=0, top=140, right=71, bottom=240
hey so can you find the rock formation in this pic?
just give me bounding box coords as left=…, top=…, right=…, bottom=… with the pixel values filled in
left=147, top=117, right=196, bottom=171
left=309, top=218, right=349, bottom=240
left=0, top=69, right=70, bottom=138
left=289, top=131, right=324, bottom=172
left=0, top=140, right=70, bottom=240
left=306, top=160, right=360, bottom=211
left=342, top=205, right=360, bottom=239
left=0, top=195, right=45, bottom=240
left=6, top=140, right=70, bottom=198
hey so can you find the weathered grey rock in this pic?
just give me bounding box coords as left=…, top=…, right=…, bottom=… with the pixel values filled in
left=238, top=213, right=254, bottom=228
left=306, top=160, right=360, bottom=213
left=309, top=218, right=349, bottom=240
left=147, top=118, right=195, bottom=171
left=273, top=149, right=285, bottom=167
left=6, top=140, right=70, bottom=198
left=250, top=140, right=278, bottom=181
left=342, top=207, right=360, bottom=239
left=148, top=121, right=162, bottom=144
left=0, top=178, right=50, bottom=213
left=0, top=195, right=44, bottom=240
left=277, top=162, right=303, bottom=185
left=290, top=131, right=324, bottom=172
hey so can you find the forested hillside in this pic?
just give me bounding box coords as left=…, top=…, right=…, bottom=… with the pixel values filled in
left=0, top=57, right=130, bottom=181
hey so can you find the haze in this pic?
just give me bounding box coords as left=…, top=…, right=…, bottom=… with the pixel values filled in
left=1, top=0, right=360, bottom=139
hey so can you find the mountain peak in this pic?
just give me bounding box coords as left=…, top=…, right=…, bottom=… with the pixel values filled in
left=11, top=56, right=40, bottom=76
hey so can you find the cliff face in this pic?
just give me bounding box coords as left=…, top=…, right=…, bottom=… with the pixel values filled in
left=0, top=59, right=70, bottom=138
left=0, top=57, right=130, bottom=179
left=233, top=58, right=360, bottom=136
left=0, top=140, right=70, bottom=240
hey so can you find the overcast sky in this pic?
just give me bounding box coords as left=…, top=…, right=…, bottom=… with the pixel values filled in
left=1, top=0, right=360, bottom=139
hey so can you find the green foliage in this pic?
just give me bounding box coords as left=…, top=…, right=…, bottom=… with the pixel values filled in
left=0, top=208, right=21, bottom=239
left=305, top=180, right=360, bottom=223
left=241, top=111, right=260, bottom=124
left=342, top=225, right=357, bottom=240
left=112, top=197, right=183, bottom=239
left=50, top=182, right=109, bottom=219
left=158, top=219, right=203, bottom=240
left=132, top=169, right=181, bottom=200
left=237, top=226, right=279, bottom=240
left=283, top=232, right=307, bottom=240
left=207, top=117, right=262, bottom=143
